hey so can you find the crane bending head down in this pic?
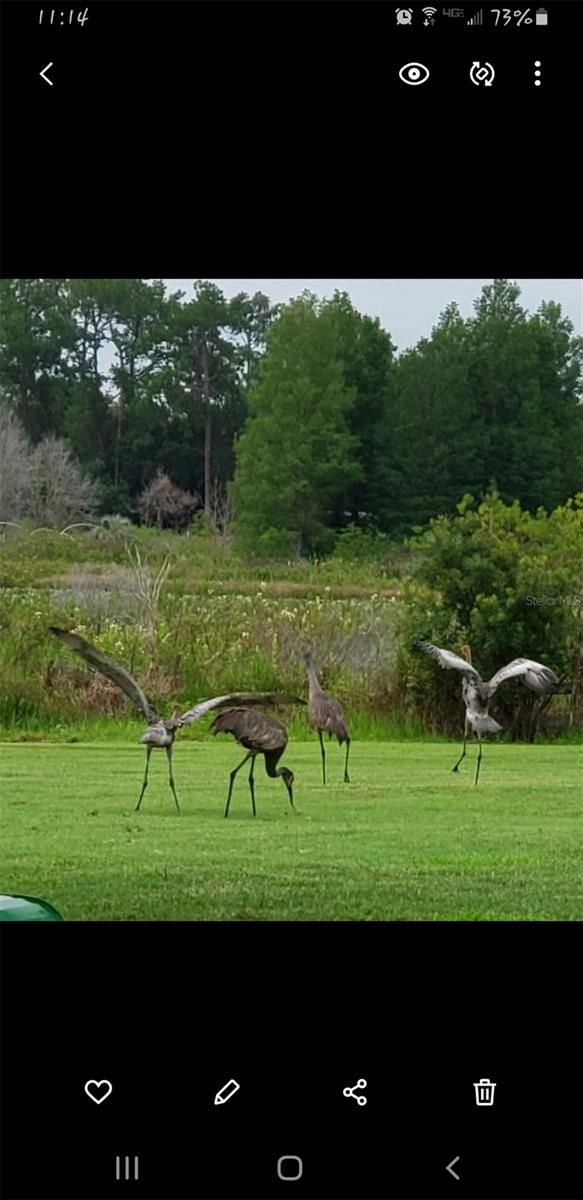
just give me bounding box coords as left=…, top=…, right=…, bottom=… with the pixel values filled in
left=211, top=706, right=296, bottom=818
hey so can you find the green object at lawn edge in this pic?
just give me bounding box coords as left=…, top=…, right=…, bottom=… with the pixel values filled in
left=0, top=894, right=64, bottom=921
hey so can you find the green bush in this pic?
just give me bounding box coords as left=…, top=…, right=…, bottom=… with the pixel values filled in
left=256, top=527, right=301, bottom=560
left=332, top=523, right=380, bottom=561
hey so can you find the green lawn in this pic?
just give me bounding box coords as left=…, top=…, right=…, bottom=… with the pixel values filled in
left=1, top=741, right=581, bottom=921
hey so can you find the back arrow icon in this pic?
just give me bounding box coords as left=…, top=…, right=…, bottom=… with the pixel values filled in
left=446, top=1156, right=460, bottom=1180
left=40, top=63, right=53, bottom=86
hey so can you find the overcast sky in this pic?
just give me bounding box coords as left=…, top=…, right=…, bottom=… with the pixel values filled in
left=163, top=278, right=582, bottom=353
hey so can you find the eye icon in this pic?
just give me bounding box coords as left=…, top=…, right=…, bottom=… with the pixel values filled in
left=399, top=62, right=430, bottom=85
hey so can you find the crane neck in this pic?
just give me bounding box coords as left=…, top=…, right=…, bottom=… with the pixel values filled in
left=265, top=760, right=285, bottom=779
left=304, top=654, right=321, bottom=691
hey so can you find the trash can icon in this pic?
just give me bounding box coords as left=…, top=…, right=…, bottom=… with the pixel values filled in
left=474, top=1077, right=496, bottom=1106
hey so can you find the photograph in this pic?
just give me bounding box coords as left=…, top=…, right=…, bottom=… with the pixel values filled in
left=1, top=0, right=582, bottom=1193
left=1, top=276, right=581, bottom=923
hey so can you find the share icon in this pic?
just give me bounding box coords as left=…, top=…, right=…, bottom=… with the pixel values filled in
left=342, top=1078, right=367, bottom=1106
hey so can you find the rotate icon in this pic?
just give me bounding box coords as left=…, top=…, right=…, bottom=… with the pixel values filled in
left=470, top=62, right=495, bottom=86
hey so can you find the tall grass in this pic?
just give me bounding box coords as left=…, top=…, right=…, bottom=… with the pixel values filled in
left=0, top=526, right=579, bottom=741
left=0, top=521, right=412, bottom=589
left=0, top=579, right=404, bottom=733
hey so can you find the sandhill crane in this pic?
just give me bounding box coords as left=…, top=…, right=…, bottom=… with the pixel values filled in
left=420, top=641, right=560, bottom=785
left=49, top=626, right=301, bottom=813
left=304, top=652, right=350, bottom=784
left=211, top=707, right=298, bottom=817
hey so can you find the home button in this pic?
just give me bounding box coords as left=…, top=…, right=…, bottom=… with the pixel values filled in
left=277, top=1155, right=303, bottom=1181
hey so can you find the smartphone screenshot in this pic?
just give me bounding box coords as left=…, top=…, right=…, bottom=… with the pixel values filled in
left=1, top=3, right=582, bottom=1199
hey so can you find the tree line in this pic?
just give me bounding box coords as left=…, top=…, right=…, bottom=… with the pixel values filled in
left=0, top=278, right=581, bottom=549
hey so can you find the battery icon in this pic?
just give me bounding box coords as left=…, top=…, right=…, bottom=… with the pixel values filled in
left=535, top=7, right=548, bottom=23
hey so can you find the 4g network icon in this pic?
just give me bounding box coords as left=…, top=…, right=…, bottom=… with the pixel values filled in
left=396, top=7, right=469, bottom=24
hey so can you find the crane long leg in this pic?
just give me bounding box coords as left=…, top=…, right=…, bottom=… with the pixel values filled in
left=136, top=745, right=153, bottom=811
left=166, top=745, right=180, bottom=813
left=474, top=736, right=483, bottom=786
left=343, top=736, right=351, bottom=784
left=318, top=730, right=326, bottom=785
left=452, top=721, right=469, bottom=774
left=225, top=752, right=251, bottom=818
left=248, top=755, right=257, bottom=817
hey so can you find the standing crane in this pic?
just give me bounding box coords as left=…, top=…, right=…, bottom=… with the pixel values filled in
left=304, top=652, right=350, bottom=784
left=211, top=707, right=300, bottom=817
left=49, top=627, right=301, bottom=813
left=420, top=641, right=560, bottom=784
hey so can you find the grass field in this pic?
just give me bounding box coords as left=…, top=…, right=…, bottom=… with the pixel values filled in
left=2, top=740, right=581, bottom=921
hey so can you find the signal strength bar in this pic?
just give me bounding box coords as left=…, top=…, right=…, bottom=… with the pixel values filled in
left=467, top=8, right=483, bottom=23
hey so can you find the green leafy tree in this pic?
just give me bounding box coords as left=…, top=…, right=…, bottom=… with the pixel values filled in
left=60, top=279, right=170, bottom=513
left=386, top=302, right=484, bottom=533
left=62, top=279, right=117, bottom=477
left=228, top=290, right=279, bottom=390
left=465, top=280, right=583, bottom=511
left=153, top=282, right=244, bottom=513
left=231, top=294, right=361, bottom=555
left=385, top=281, right=583, bottom=534
left=323, top=291, right=397, bottom=528
left=101, top=279, right=168, bottom=492
left=0, top=278, right=77, bottom=440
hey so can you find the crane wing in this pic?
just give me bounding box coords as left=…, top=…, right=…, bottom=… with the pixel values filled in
left=211, top=706, right=288, bottom=751
left=180, top=692, right=306, bottom=726
left=48, top=627, right=157, bottom=721
left=486, top=658, right=559, bottom=696
left=419, top=641, right=480, bottom=677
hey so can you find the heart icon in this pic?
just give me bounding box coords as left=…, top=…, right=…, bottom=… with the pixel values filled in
left=84, top=1079, right=113, bottom=1105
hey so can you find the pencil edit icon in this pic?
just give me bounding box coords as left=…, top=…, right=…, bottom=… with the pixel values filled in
left=214, top=1079, right=240, bottom=1106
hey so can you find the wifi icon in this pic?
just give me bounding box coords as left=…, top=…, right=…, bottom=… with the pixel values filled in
left=422, top=5, right=437, bottom=21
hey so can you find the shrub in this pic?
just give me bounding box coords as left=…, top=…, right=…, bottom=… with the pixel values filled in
left=137, top=470, right=201, bottom=530
left=256, top=527, right=302, bottom=560
left=27, top=435, right=97, bottom=526
left=0, top=405, right=96, bottom=527
left=333, top=523, right=381, bottom=562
